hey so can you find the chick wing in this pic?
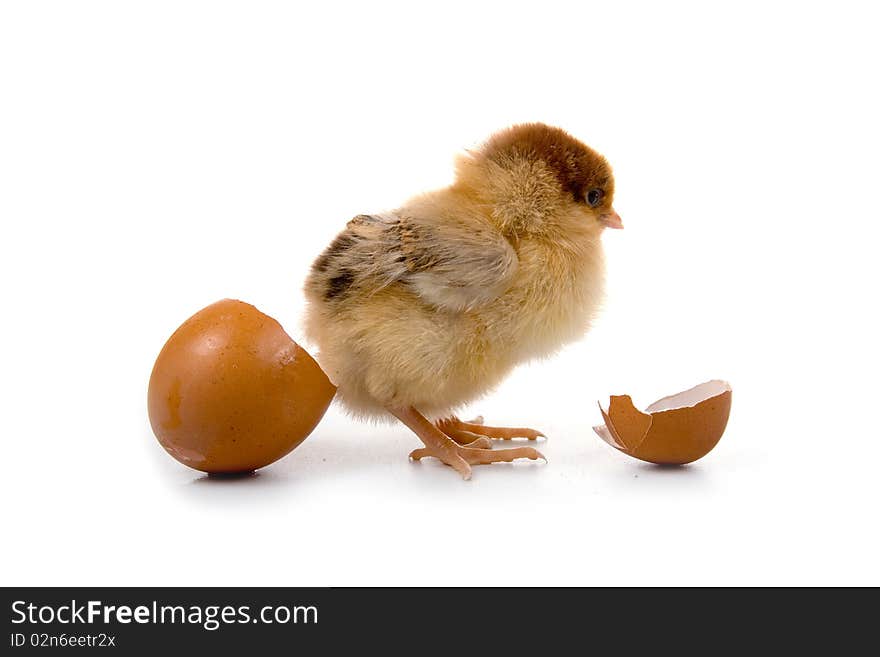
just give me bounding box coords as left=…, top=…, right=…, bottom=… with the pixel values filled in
left=309, top=212, right=518, bottom=313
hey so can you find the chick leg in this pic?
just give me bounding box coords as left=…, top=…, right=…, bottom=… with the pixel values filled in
left=433, top=418, right=493, bottom=449
left=437, top=416, right=545, bottom=442
left=388, top=406, right=545, bottom=480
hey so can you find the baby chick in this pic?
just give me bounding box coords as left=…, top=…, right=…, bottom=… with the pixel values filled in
left=304, top=123, right=622, bottom=479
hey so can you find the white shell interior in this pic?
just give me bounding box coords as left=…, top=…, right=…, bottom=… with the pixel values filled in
left=592, top=423, right=625, bottom=449
left=644, top=379, right=731, bottom=414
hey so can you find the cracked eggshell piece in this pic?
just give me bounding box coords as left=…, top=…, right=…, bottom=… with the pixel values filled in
left=593, top=380, right=732, bottom=465
left=148, top=299, right=336, bottom=474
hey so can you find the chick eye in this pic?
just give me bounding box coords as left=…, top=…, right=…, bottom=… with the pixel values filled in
left=586, top=189, right=604, bottom=207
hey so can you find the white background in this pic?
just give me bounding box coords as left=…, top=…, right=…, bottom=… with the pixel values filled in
left=2, top=1, right=878, bottom=586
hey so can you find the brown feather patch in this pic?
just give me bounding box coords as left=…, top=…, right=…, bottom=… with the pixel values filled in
left=480, top=123, right=614, bottom=208
left=313, top=232, right=357, bottom=274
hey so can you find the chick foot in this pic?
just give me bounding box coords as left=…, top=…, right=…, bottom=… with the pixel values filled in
left=389, top=407, right=545, bottom=480
left=436, top=416, right=545, bottom=443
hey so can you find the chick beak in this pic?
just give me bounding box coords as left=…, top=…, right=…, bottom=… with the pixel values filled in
left=601, top=209, right=624, bottom=230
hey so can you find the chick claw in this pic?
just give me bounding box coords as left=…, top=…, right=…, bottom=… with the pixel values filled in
left=389, top=406, right=546, bottom=480
left=408, top=443, right=545, bottom=481
left=436, top=416, right=546, bottom=442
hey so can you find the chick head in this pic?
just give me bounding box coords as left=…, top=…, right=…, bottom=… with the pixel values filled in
left=455, top=123, right=622, bottom=238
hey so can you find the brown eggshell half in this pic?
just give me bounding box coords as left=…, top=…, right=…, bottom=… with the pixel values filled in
left=593, top=380, right=732, bottom=465
left=148, top=299, right=336, bottom=473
